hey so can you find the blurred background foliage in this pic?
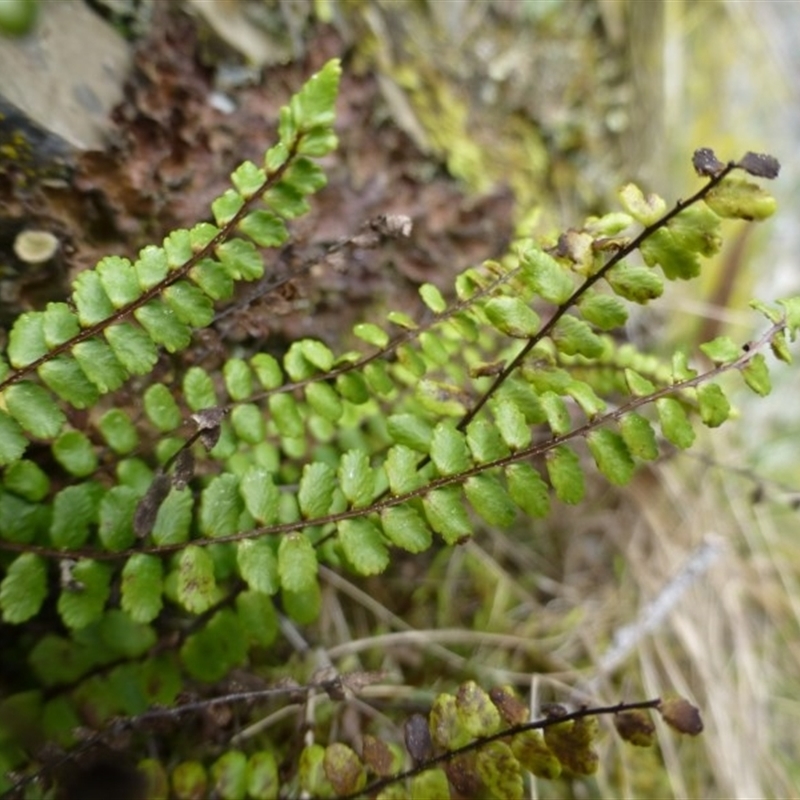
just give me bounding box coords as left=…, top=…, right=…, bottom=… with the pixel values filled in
left=1, top=1, right=798, bottom=797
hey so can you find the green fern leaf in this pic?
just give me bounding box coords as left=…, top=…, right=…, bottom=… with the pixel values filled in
left=656, top=397, right=696, bottom=448
left=268, top=393, right=303, bottom=438
left=419, top=331, right=449, bottom=365
left=384, top=444, right=424, bottom=495
left=144, top=383, right=182, bottom=431
left=72, top=269, right=116, bottom=325
left=0, top=411, right=29, bottom=464
left=189, top=221, right=219, bottom=250
left=38, top=355, right=99, bottom=408
left=0, top=490, right=47, bottom=543
left=409, top=769, right=450, bottom=799
left=231, top=404, right=266, bottom=444
left=476, top=741, right=524, bottom=800
left=5, top=381, right=65, bottom=438
left=3, top=458, right=50, bottom=500
left=121, top=554, right=163, bottom=624
left=298, top=462, right=336, bottom=518
left=430, top=693, right=471, bottom=750
left=98, top=609, right=156, bottom=658
left=305, top=381, right=344, bottom=422
left=104, top=322, right=159, bottom=374
left=417, top=379, right=467, bottom=416
left=494, top=398, right=532, bottom=449
left=624, top=368, right=656, bottom=397
left=296, top=125, right=338, bottom=158
left=393, top=351, right=424, bottom=385
left=177, top=546, right=217, bottom=614
left=0, top=553, right=47, bottom=623
left=577, top=291, right=628, bottom=330
left=171, top=761, right=208, bottom=800
left=298, top=744, right=334, bottom=799
left=215, top=238, right=264, bottom=281
left=57, top=560, right=112, bottom=629
left=151, top=487, right=193, bottom=546
left=239, top=466, right=280, bottom=525
left=423, top=487, right=472, bottom=544
left=618, top=413, right=659, bottom=460
left=134, top=244, right=169, bottom=289
left=210, top=750, right=248, bottom=800
left=353, top=322, right=389, bottom=350
left=238, top=209, right=288, bottom=248
left=484, top=296, right=541, bottom=338
left=380, top=504, right=433, bottom=553
left=456, top=681, right=502, bottom=737
left=237, top=539, right=279, bottom=594
left=672, top=345, right=696, bottom=383
left=230, top=160, right=267, bottom=198
left=506, top=463, right=550, bottom=517
left=566, top=380, right=607, bottom=417
left=163, top=228, right=194, bottom=268
left=511, top=730, right=562, bottom=779
left=190, top=257, right=234, bottom=300
left=587, top=428, right=635, bottom=485
left=464, top=473, right=517, bottom=527
left=431, top=422, right=472, bottom=476
left=387, top=310, right=419, bottom=330
left=183, top=366, right=218, bottom=410
left=212, top=189, right=246, bottom=226
left=299, top=339, right=335, bottom=372
left=283, top=341, right=316, bottom=381
left=52, top=430, right=98, bottom=477
left=699, top=336, right=740, bottom=364
left=42, top=303, right=80, bottom=349
left=540, top=392, right=571, bottom=435
left=99, top=484, right=141, bottom=550
left=419, top=282, right=447, bottom=314
left=134, top=300, right=192, bottom=352
left=96, top=255, right=141, bottom=307
left=200, top=474, right=244, bottom=537
left=278, top=532, right=318, bottom=592
left=263, top=181, right=310, bottom=219
left=29, top=635, right=93, bottom=687
left=697, top=382, right=731, bottom=427
left=338, top=449, right=376, bottom=508
left=520, top=246, right=574, bottom=304
left=466, top=417, right=511, bottom=463
left=606, top=263, right=664, bottom=303
left=42, top=302, right=80, bottom=347
left=364, top=361, right=395, bottom=396
left=7, top=312, right=48, bottom=367
left=282, top=582, right=321, bottom=624
left=245, top=751, right=279, bottom=800
left=387, top=413, right=433, bottom=453
left=551, top=315, right=605, bottom=358
left=704, top=176, right=777, bottom=220
left=336, top=371, right=370, bottom=404
left=237, top=590, right=278, bottom=648
left=282, top=157, right=328, bottom=195
left=618, top=183, right=667, bottom=225
left=546, top=445, right=585, bottom=504
left=266, top=138, right=291, bottom=169
left=338, top=518, right=389, bottom=575
left=249, top=353, right=282, bottom=390
left=289, top=58, right=341, bottom=130
left=180, top=608, right=246, bottom=681
left=223, top=358, right=254, bottom=401
left=741, top=353, right=771, bottom=396
left=162, top=281, right=214, bottom=327
left=72, top=338, right=128, bottom=393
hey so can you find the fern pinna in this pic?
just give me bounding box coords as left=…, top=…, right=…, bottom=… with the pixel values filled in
left=0, top=60, right=793, bottom=798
